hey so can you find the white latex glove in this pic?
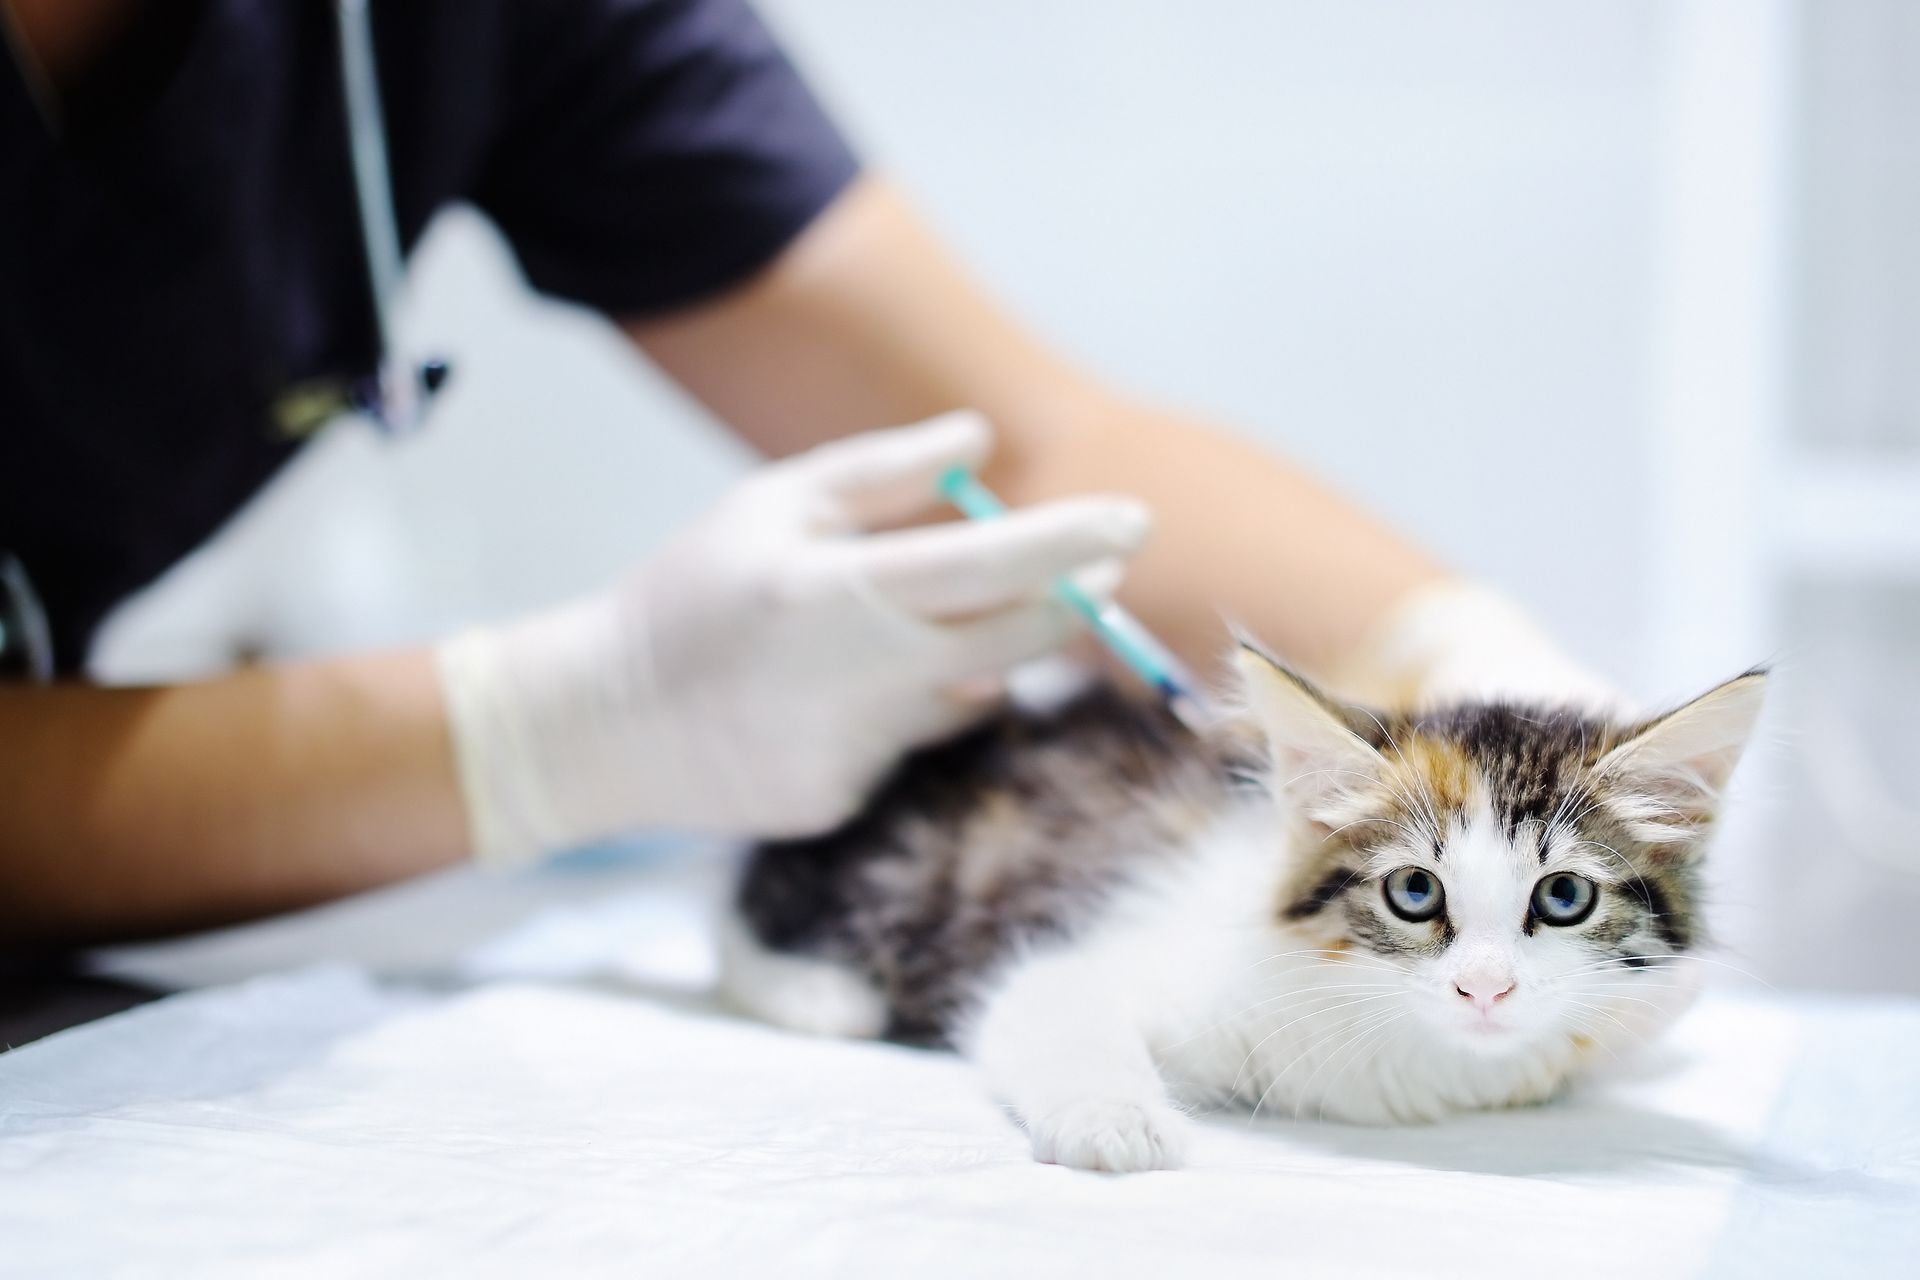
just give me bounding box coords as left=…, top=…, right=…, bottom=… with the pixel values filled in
left=436, top=412, right=1151, bottom=867
left=1329, top=579, right=1627, bottom=715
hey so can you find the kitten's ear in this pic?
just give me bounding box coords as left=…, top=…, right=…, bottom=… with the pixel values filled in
left=1593, top=668, right=1768, bottom=844
left=1233, top=641, right=1388, bottom=825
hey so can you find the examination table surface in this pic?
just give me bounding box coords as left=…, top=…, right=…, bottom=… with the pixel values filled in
left=1, top=847, right=1914, bottom=1278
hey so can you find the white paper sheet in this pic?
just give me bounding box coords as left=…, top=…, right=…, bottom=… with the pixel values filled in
left=7, top=851, right=1915, bottom=1278
left=2, top=968, right=1916, bottom=1279
left=3, top=959, right=1920, bottom=1274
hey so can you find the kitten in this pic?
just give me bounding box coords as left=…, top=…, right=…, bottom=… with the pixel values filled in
left=720, top=643, right=1766, bottom=1173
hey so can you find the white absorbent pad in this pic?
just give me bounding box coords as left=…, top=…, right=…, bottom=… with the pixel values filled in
left=2, top=962, right=1917, bottom=1279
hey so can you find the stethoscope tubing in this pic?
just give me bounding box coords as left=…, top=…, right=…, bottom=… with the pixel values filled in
left=0, top=553, right=53, bottom=683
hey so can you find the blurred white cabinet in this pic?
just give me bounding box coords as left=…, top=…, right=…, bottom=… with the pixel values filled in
left=1652, top=0, right=1920, bottom=991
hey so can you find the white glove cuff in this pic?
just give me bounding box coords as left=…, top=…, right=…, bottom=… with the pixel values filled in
left=1334, top=579, right=1626, bottom=714
left=435, top=594, right=665, bottom=870
left=436, top=625, right=567, bottom=869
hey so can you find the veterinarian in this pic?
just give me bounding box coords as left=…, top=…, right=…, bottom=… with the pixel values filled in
left=0, top=0, right=1607, bottom=945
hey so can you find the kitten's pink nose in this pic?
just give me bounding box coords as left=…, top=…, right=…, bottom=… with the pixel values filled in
left=1453, top=973, right=1516, bottom=1009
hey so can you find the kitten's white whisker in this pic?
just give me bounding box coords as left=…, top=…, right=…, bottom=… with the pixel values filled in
left=1561, top=1008, right=1630, bottom=1066
left=1247, top=950, right=1410, bottom=977
left=1563, top=953, right=1770, bottom=986
left=1229, top=990, right=1408, bottom=1099
left=1563, top=997, right=1647, bottom=1050
left=1558, top=955, right=1671, bottom=976
left=1560, top=838, right=1638, bottom=883
left=1323, top=815, right=1427, bottom=846
left=1312, top=1010, right=1407, bottom=1122
left=1250, top=980, right=1404, bottom=998
left=1547, top=787, right=1619, bottom=842
left=1272, top=764, right=1443, bottom=851
left=1249, top=996, right=1403, bottom=1124
left=1179, top=982, right=1406, bottom=1048
left=1566, top=988, right=1668, bottom=1013
left=1242, top=985, right=1403, bottom=1011
left=1251, top=947, right=1407, bottom=967
left=1297, top=1006, right=1406, bottom=1123
left=1163, top=980, right=1405, bottom=1052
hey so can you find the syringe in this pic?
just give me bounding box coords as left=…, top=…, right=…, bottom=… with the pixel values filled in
left=937, top=466, right=1215, bottom=732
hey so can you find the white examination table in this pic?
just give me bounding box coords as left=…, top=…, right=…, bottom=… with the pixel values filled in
left=1, top=846, right=1915, bottom=1278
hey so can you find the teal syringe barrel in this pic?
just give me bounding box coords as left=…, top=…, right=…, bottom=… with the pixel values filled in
left=937, top=465, right=1213, bottom=730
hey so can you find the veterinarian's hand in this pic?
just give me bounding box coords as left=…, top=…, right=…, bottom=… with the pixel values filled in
left=436, top=412, right=1150, bottom=866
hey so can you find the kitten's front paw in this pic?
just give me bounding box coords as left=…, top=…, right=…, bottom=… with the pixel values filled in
left=1029, top=1099, right=1190, bottom=1173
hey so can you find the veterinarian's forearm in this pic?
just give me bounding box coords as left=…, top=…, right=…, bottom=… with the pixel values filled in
left=978, top=397, right=1444, bottom=681
left=0, top=652, right=468, bottom=946
left=630, top=176, right=1446, bottom=683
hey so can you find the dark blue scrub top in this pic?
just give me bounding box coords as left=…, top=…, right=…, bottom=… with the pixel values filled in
left=0, top=0, right=859, bottom=674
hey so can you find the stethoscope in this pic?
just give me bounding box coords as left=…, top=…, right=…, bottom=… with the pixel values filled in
left=335, top=0, right=452, bottom=438
left=1, top=0, right=444, bottom=682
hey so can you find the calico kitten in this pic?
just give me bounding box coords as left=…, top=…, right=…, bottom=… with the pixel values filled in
left=721, top=644, right=1766, bottom=1172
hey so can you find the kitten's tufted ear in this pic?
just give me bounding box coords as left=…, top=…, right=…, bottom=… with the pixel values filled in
left=1233, top=641, right=1388, bottom=827
left=1593, top=668, right=1768, bottom=845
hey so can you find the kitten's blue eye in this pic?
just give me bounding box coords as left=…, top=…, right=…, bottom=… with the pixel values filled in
left=1383, top=867, right=1445, bottom=922
left=1531, top=873, right=1597, bottom=926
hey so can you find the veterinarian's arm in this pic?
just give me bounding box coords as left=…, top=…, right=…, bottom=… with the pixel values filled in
left=0, top=420, right=1142, bottom=946
left=629, top=176, right=1453, bottom=690
left=0, top=653, right=472, bottom=945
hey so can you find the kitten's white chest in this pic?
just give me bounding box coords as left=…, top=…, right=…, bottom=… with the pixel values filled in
left=1156, top=976, right=1580, bottom=1126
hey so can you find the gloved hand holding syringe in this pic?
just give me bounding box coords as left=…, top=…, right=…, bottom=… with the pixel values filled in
left=436, top=411, right=1158, bottom=866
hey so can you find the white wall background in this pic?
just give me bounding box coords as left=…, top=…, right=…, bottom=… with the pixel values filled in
left=92, top=1, right=1918, bottom=990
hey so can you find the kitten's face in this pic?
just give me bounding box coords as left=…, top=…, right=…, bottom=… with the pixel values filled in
left=1321, top=755, right=1685, bottom=1054
left=1236, top=647, right=1765, bottom=1059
